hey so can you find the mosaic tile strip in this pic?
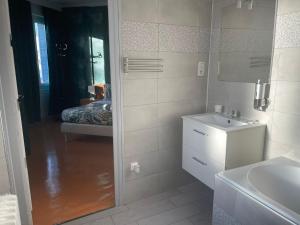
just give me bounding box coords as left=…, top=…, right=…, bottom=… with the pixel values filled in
left=122, top=21, right=159, bottom=51
left=159, top=24, right=210, bottom=53
left=275, top=12, right=300, bottom=48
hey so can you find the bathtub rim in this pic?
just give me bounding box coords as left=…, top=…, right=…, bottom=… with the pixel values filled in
left=216, top=157, right=300, bottom=224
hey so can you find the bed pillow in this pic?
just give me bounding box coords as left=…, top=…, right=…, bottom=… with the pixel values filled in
left=94, top=83, right=105, bottom=99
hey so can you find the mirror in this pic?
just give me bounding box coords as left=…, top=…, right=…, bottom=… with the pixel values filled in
left=211, top=0, right=276, bottom=83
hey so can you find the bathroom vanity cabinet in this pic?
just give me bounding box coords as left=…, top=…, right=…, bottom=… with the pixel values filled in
left=182, top=113, right=266, bottom=189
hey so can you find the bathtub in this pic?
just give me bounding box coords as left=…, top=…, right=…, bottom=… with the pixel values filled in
left=212, top=157, right=300, bottom=225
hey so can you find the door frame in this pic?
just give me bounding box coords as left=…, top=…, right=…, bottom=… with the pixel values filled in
left=0, top=0, right=123, bottom=224
left=108, top=0, right=124, bottom=207
left=0, top=0, right=33, bottom=224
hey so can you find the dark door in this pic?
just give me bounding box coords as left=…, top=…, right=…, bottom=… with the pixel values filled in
left=8, top=0, right=41, bottom=155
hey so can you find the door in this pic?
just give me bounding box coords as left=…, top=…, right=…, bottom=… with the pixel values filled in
left=0, top=0, right=33, bottom=224
left=8, top=0, right=43, bottom=156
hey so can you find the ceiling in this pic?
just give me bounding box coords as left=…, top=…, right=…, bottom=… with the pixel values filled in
left=28, top=0, right=107, bottom=10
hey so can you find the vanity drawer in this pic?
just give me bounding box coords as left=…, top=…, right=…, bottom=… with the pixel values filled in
left=182, top=145, right=225, bottom=189
left=182, top=119, right=227, bottom=164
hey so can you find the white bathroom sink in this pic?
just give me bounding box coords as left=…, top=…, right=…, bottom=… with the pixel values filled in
left=191, top=114, right=248, bottom=128
left=182, top=113, right=266, bottom=132
left=182, top=113, right=263, bottom=132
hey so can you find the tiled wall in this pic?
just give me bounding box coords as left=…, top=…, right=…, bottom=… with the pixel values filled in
left=121, top=0, right=211, bottom=203
left=207, top=0, right=300, bottom=161
left=267, top=0, right=300, bottom=160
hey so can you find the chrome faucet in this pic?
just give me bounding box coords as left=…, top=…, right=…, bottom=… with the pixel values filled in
left=231, top=109, right=240, bottom=118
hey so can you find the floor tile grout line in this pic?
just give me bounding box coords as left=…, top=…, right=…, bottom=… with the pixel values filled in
left=134, top=202, right=201, bottom=225
left=133, top=201, right=179, bottom=224
left=169, top=198, right=179, bottom=208
left=112, top=199, right=178, bottom=225
left=125, top=191, right=180, bottom=210
left=170, top=218, right=192, bottom=225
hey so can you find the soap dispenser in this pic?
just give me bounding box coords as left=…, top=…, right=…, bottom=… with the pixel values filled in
left=254, top=80, right=270, bottom=111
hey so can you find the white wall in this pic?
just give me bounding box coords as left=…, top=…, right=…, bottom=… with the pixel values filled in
left=121, top=0, right=212, bottom=203
left=0, top=110, right=10, bottom=194
left=0, top=0, right=12, bottom=196
left=266, top=0, right=300, bottom=160
left=207, top=0, right=300, bottom=161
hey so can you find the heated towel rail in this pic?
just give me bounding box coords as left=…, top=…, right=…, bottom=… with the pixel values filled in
left=123, top=57, right=163, bottom=73
left=0, top=195, right=21, bottom=225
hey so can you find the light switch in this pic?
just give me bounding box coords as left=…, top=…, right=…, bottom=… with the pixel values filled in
left=197, top=61, right=205, bottom=77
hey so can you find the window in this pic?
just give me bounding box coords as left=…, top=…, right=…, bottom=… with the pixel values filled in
left=34, top=18, right=50, bottom=85
left=89, top=37, right=105, bottom=84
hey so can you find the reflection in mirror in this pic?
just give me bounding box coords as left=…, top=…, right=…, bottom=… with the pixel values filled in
left=212, top=0, right=276, bottom=83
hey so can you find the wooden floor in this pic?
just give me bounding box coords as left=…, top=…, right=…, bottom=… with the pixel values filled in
left=27, top=122, right=115, bottom=225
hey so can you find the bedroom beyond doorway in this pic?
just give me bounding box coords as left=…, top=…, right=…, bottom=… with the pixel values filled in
left=8, top=0, right=115, bottom=224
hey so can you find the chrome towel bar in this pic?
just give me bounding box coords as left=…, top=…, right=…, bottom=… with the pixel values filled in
left=123, top=57, right=163, bottom=73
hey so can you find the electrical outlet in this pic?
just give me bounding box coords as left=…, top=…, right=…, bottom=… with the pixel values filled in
left=197, top=61, right=205, bottom=77
left=130, top=162, right=140, bottom=173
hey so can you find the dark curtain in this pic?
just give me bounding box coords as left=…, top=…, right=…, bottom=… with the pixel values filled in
left=63, top=6, right=110, bottom=107
left=44, top=8, right=66, bottom=116
left=9, top=0, right=41, bottom=154
left=9, top=0, right=41, bottom=123
left=43, top=6, right=110, bottom=109
left=102, top=8, right=111, bottom=84
left=63, top=7, right=92, bottom=107
left=44, top=6, right=110, bottom=109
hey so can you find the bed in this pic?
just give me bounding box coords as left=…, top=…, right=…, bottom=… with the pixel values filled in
left=60, top=100, right=113, bottom=137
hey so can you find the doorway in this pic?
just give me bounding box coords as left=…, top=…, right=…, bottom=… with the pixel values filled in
left=8, top=1, right=116, bottom=224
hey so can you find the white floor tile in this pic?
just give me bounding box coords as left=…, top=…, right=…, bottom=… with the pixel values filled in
left=177, top=182, right=210, bottom=194
left=126, top=189, right=181, bottom=209
left=65, top=184, right=214, bottom=225
left=83, top=217, right=114, bottom=225
left=118, top=223, right=138, bottom=225
left=170, top=219, right=194, bottom=225
left=188, top=212, right=212, bottom=225
left=63, top=207, right=128, bottom=225
left=138, top=203, right=201, bottom=225
left=112, top=200, right=175, bottom=225
left=170, top=189, right=213, bottom=207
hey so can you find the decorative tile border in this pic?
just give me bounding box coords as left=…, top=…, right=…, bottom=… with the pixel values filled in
left=159, top=24, right=210, bottom=53
left=122, top=21, right=159, bottom=51
left=275, top=12, right=300, bottom=48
